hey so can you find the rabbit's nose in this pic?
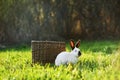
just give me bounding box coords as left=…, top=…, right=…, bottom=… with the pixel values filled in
left=78, top=51, right=81, bottom=56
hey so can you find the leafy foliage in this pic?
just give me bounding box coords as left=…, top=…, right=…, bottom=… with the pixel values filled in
left=0, top=0, right=120, bottom=43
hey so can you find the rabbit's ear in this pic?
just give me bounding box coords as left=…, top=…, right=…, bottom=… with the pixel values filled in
left=75, top=40, right=81, bottom=48
left=70, top=39, right=75, bottom=50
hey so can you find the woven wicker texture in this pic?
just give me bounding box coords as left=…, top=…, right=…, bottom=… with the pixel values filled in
left=31, top=41, right=65, bottom=64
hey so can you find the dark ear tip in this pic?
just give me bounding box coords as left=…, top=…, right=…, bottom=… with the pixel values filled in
left=70, top=39, right=74, bottom=41
left=78, top=39, right=81, bottom=42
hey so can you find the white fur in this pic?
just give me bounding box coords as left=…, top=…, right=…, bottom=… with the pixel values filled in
left=55, top=47, right=80, bottom=66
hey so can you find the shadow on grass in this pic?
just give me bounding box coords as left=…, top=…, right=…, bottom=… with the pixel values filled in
left=91, top=47, right=118, bottom=54
left=0, top=44, right=31, bottom=52
left=78, top=60, right=99, bottom=71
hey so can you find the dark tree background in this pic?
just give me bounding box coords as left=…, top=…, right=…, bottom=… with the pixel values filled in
left=0, top=0, right=120, bottom=44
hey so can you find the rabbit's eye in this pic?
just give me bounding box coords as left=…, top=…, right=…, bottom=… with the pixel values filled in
left=75, top=50, right=77, bottom=52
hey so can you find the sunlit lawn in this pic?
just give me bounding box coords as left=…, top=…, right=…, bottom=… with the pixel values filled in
left=0, top=40, right=120, bottom=80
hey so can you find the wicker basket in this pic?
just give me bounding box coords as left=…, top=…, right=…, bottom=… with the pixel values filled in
left=31, top=40, right=65, bottom=64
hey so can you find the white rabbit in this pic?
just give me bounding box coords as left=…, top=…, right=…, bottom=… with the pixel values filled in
left=55, top=39, right=81, bottom=66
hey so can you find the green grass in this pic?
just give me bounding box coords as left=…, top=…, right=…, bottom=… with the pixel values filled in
left=0, top=40, right=120, bottom=80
